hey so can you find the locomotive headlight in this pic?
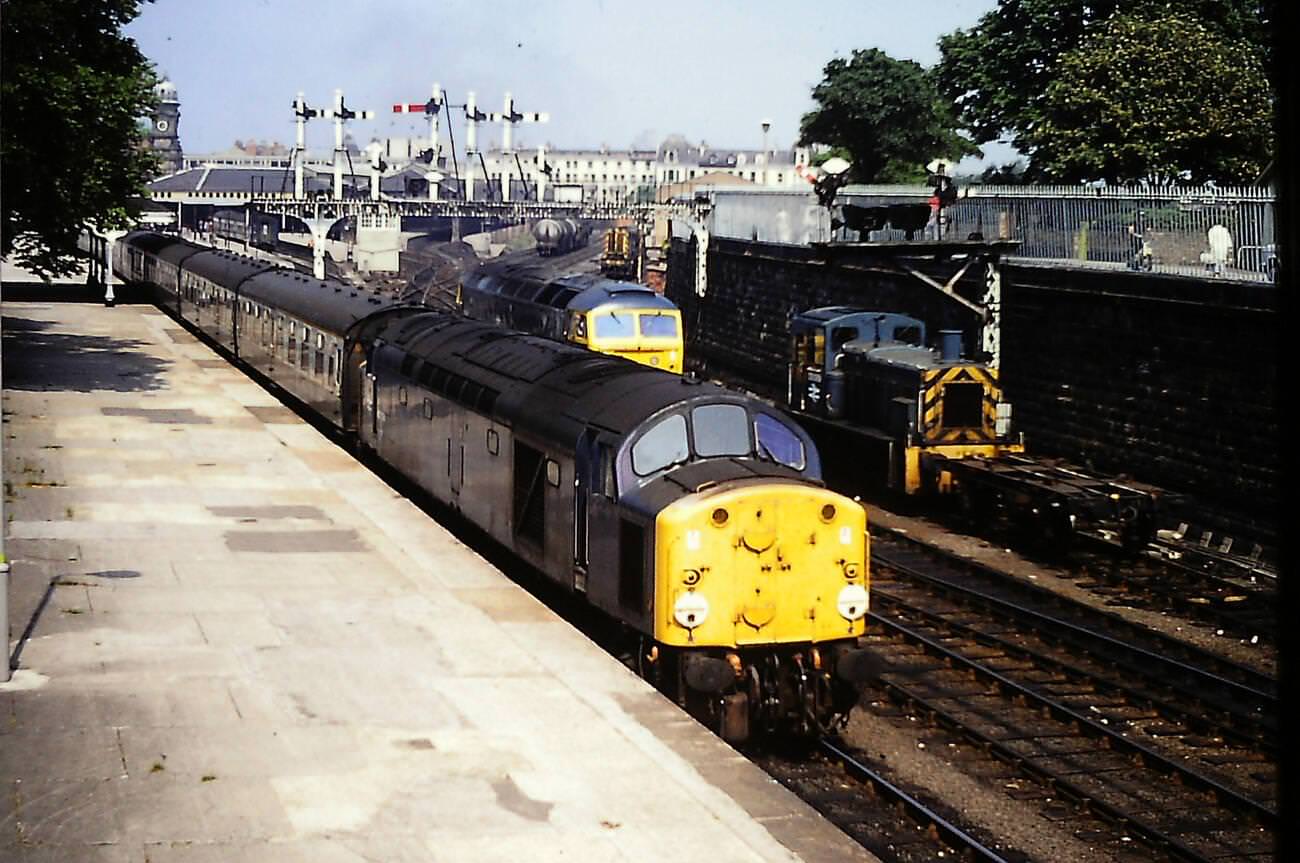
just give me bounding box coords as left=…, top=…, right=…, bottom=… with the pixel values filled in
left=674, top=591, right=709, bottom=629
left=837, top=584, right=868, bottom=621
left=839, top=526, right=853, bottom=545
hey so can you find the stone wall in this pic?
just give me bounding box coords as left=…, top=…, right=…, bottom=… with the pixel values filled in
left=1001, top=262, right=1276, bottom=526
left=666, top=237, right=1277, bottom=532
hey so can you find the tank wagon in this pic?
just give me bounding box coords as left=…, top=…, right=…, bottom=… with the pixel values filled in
left=532, top=218, right=591, bottom=256
left=460, top=262, right=684, bottom=373
left=789, top=306, right=1157, bottom=549
left=114, top=230, right=879, bottom=742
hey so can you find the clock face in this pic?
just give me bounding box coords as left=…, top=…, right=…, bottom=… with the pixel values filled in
left=156, top=119, right=170, bottom=132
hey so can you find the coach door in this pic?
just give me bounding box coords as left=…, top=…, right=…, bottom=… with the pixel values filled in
left=572, top=429, right=600, bottom=592
left=449, top=419, right=466, bottom=501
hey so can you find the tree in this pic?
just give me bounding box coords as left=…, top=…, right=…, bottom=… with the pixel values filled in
left=1, top=0, right=159, bottom=278
left=800, top=49, right=979, bottom=184
left=1028, top=13, right=1272, bottom=183
left=936, top=0, right=1274, bottom=177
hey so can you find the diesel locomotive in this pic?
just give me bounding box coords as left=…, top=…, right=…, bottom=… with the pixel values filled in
left=114, top=230, right=878, bottom=742
left=459, top=261, right=685, bottom=373
left=788, top=306, right=1157, bottom=549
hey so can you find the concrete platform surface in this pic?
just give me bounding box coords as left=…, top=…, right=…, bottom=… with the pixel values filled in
left=1, top=302, right=875, bottom=862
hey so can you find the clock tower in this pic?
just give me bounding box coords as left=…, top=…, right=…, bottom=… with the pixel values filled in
left=148, top=79, right=184, bottom=177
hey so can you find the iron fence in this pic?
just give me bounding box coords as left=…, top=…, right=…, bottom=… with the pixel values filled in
left=950, top=184, right=1277, bottom=283
left=828, top=183, right=1278, bottom=283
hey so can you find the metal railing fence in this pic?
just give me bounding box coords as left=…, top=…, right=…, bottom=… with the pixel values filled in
left=949, top=184, right=1277, bottom=282
left=836, top=183, right=1278, bottom=283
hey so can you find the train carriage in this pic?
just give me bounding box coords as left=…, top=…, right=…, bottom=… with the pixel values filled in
left=114, top=230, right=205, bottom=311
left=237, top=270, right=389, bottom=425
left=178, top=250, right=276, bottom=347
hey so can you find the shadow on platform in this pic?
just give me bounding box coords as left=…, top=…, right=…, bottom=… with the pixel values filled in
left=1, top=314, right=169, bottom=392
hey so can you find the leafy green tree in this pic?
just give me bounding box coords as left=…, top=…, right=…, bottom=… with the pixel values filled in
left=1029, top=13, right=1272, bottom=183
left=2, top=0, right=159, bottom=278
left=800, top=49, right=979, bottom=183
left=936, top=0, right=1273, bottom=176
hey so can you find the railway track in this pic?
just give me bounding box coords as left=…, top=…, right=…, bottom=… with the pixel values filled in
left=1068, top=532, right=1277, bottom=644
left=860, top=532, right=1278, bottom=861
left=754, top=739, right=1019, bottom=863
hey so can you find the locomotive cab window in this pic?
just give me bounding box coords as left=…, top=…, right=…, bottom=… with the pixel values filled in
left=593, top=311, right=635, bottom=339
left=895, top=325, right=922, bottom=346
left=692, top=404, right=750, bottom=457
left=638, top=313, right=678, bottom=338
left=631, top=414, right=689, bottom=476
left=754, top=413, right=806, bottom=470
left=831, top=327, right=858, bottom=350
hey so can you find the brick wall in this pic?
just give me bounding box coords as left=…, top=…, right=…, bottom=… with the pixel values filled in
left=666, top=238, right=1277, bottom=532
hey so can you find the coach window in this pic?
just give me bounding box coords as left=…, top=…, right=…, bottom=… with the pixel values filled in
left=692, top=404, right=750, bottom=457
left=287, top=323, right=297, bottom=363
left=398, top=386, right=408, bottom=406
left=545, top=459, right=561, bottom=488
left=486, top=428, right=500, bottom=456
left=631, top=414, right=688, bottom=476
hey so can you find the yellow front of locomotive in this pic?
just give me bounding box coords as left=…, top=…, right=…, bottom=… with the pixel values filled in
left=582, top=307, right=684, bottom=374
left=914, top=363, right=1025, bottom=494
left=653, top=482, right=868, bottom=648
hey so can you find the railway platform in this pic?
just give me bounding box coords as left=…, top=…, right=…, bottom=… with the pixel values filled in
left=1, top=300, right=876, bottom=862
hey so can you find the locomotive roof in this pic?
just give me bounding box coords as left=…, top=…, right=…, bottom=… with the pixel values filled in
left=184, top=249, right=274, bottom=288
left=464, top=265, right=677, bottom=313
left=376, top=311, right=733, bottom=441
left=843, top=341, right=950, bottom=370
left=556, top=274, right=677, bottom=313
left=792, top=307, right=924, bottom=334
left=240, top=270, right=392, bottom=335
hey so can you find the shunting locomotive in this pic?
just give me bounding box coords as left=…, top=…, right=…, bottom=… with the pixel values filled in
left=114, top=230, right=879, bottom=743
left=600, top=223, right=640, bottom=279
left=788, top=306, right=1157, bottom=548
left=459, top=262, right=684, bottom=373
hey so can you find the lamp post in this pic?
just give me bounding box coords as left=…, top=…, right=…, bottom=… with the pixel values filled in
left=761, top=119, right=771, bottom=185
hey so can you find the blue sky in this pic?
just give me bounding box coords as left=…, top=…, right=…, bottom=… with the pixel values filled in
left=126, top=0, right=1013, bottom=166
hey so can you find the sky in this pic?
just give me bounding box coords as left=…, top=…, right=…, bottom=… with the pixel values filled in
left=126, top=0, right=1014, bottom=167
